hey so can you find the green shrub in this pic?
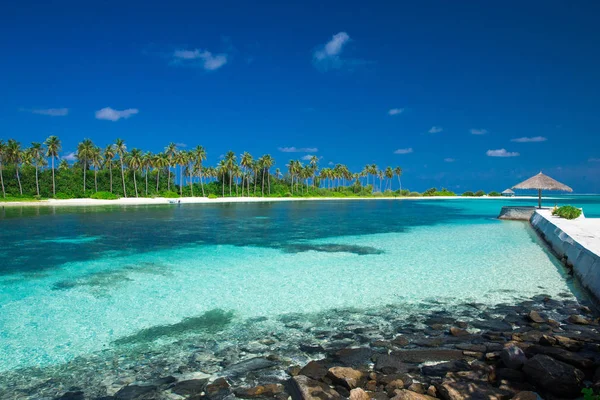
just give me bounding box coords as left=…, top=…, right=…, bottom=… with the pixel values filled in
left=283, top=192, right=292, bottom=197
left=161, top=191, right=180, bottom=198
left=552, top=205, right=582, bottom=220
left=582, top=388, right=599, bottom=400
left=474, top=190, right=486, bottom=197
left=408, top=192, right=421, bottom=197
left=208, top=193, right=218, bottom=199
left=488, top=191, right=501, bottom=197
left=33, top=194, right=42, bottom=200
left=90, top=191, right=119, bottom=200
left=462, top=191, right=475, bottom=197
left=423, top=188, right=437, bottom=196
left=54, top=192, right=73, bottom=199
left=399, top=189, right=410, bottom=197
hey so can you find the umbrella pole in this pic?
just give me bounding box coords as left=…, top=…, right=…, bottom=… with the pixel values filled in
left=538, top=189, right=541, bottom=209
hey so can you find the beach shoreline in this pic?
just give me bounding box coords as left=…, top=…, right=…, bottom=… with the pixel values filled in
left=0, top=195, right=543, bottom=207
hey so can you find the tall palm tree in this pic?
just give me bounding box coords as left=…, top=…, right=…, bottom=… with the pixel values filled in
left=29, top=142, right=44, bottom=196
left=309, top=155, right=319, bottom=187
left=142, top=152, right=152, bottom=197
left=385, top=166, right=393, bottom=191
left=90, top=147, right=103, bottom=192
left=6, top=139, right=23, bottom=195
left=0, top=140, right=6, bottom=198
left=115, top=139, right=128, bottom=197
left=103, top=145, right=116, bottom=193
left=192, top=146, right=207, bottom=197
left=76, top=139, right=95, bottom=193
left=165, top=143, right=177, bottom=191
left=173, top=150, right=187, bottom=196
left=153, top=153, right=168, bottom=193
left=44, top=135, right=61, bottom=197
left=394, top=166, right=403, bottom=191
left=240, top=152, right=253, bottom=197
left=224, top=151, right=236, bottom=196
left=217, top=159, right=227, bottom=197
left=127, top=148, right=143, bottom=198
left=262, top=154, right=274, bottom=195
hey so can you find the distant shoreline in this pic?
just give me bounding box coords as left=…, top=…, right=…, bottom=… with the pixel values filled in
left=0, top=195, right=546, bottom=207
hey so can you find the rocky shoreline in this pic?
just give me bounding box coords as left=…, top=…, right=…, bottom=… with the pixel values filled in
left=2, top=295, right=600, bottom=400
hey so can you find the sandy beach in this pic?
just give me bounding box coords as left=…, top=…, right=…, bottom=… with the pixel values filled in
left=0, top=195, right=541, bottom=207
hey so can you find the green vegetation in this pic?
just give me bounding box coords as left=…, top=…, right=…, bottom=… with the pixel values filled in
left=462, top=191, right=475, bottom=197
left=0, top=136, right=487, bottom=200
left=90, top=191, right=119, bottom=200
left=474, top=190, right=486, bottom=197
left=208, top=193, right=218, bottom=199
left=552, top=205, right=582, bottom=220
left=583, top=388, right=599, bottom=400
left=488, top=191, right=501, bottom=197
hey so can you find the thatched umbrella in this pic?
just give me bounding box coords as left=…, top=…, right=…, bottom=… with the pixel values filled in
left=512, top=172, right=573, bottom=209
left=502, top=189, right=515, bottom=197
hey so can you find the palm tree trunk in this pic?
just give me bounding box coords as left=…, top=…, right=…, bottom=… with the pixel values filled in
left=229, top=170, right=232, bottom=196
left=83, top=161, right=87, bottom=193
left=261, top=168, right=265, bottom=196
left=120, top=159, right=127, bottom=198
left=167, top=166, right=171, bottom=191
left=189, top=168, right=194, bottom=197
left=133, top=171, right=138, bottom=197
left=268, top=171, right=271, bottom=195
left=145, top=167, right=149, bottom=196
left=16, top=165, right=22, bottom=195
left=35, top=165, right=39, bottom=196
left=253, top=171, right=257, bottom=195
left=0, top=162, right=4, bottom=198
left=109, top=162, right=113, bottom=193
left=180, top=165, right=183, bottom=197
left=94, top=169, right=98, bottom=192
left=291, top=175, right=294, bottom=194
left=200, top=171, right=205, bottom=196
left=156, top=169, right=160, bottom=192
left=247, top=173, right=250, bottom=196
left=222, top=172, right=225, bottom=197
left=51, top=157, right=55, bottom=196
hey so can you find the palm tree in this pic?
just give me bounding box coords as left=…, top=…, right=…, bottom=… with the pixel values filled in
left=90, top=147, right=103, bottom=192
left=153, top=153, right=168, bottom=193
left=29, top=142, right=44, bottom=196
left=6, top=139, right=23, bottom=195
left=142, top=152, right=152, bottom=197
left=385, top=166, right=393, bottom=192
left=103, top=145, right=116, bottom=193
left=127, top=148, right=143, bottom=198
left=174, top=150, right=187, bottom=197
left=44, top=135, right=61, bottom=196
left=192, top=146, right=207, bottom=197
left=0, top=140, right=6, bottom=198
left=394, top=166, right=403, bottom=191
left=115, top=139, right=128, bottom=197
left=76, top=139, right=94, bottom=193
left=224, top=151, right=236, bottom=196
left=217, top=159, right=227, bottom=197
left=240, top=152, right=253, bottom=197
left=309, top=156, right=319, bottom=187
left=262, top=154, right=274, bottom=195
left=165, top=142, right=177, bottom=191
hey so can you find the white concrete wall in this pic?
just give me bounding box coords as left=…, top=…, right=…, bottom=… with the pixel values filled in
left=530, top=211, right=600, bottom=302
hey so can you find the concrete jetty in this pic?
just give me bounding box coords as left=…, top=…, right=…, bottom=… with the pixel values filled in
left=529, top=209, right=600, bottom=302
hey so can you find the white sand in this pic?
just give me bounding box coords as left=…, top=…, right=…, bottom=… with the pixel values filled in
left=0, top=195, right=541, bottom=207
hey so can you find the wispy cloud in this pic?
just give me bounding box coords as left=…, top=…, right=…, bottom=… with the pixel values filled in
left=172, top=49, right=228, bottom=71
left=388, top=108, right=404, bottom=116
left=278, top=147, right=318, bottom=153
left=589, top=158, right=600, bottom=162
left=511, top=136, right=547, bottom=143
left=175, top=142, right=187, bottom=148
left=444, top=158, right=455, bottom=162
left=428, top=126, right=443, bottom=134
left=95, top=107, right=139, bottom=122
left=393, top=148, right=413, bottom=155
left=20, top=108, right=69, bottom=117
left=486, top=149, right=520, bottom=157
left=312, top=32, right=367, bottom=71
left=328, top=161, right=334, bottom=166
left=301, top=155, right=314, bottom=161
left=62, top=152, right=76, bottom=161
left=470, top=128, right=487, bottom=135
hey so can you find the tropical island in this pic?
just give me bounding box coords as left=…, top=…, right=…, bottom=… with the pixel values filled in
left=0, top=136, right=502, bottom=203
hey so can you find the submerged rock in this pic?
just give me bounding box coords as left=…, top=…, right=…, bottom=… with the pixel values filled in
left=114, top=384, right=158, bottom=400
left=437, top=380, right=513, bottom=400
left=288, top=375, right=341, bottom=400
left=500, top=345, right=527, bottom=370
left=327, top=367, right=364, bottom=389
left=223, top=357, right=277, bottom=377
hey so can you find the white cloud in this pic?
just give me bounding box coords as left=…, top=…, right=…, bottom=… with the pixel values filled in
left=511, top=136, right=547, bottom=143
left=21, top=108, right=69, bottom=117
left=444, top=158, right=455, bottom=162
left=428, top=126, right=443, bottom=134
left=486, top=149, right=520, bottom=157
left=95, top=107, right=139, bottom=122
left=328, top=161, right=334, bottom=166
left=172, top=49, right=228, bottom=70
left=278, top=147, right=318, bottom=153
left=470, top=128, right=487, bottom=135
left=589, top=158, right=600, bottom=162
left=62, top=152, right=76, bottom=161
left=393, top=148, right=414, bottom=155
left=313, top=32, right=352, bottom=71
left=175, top=142, right=187, bottom=148
left=388, top=108, right=404, bottom=116
left=301, top=155, right=313, bottom=161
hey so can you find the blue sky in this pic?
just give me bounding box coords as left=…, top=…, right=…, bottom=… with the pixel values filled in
left=2, top=0, right=600, bottom=192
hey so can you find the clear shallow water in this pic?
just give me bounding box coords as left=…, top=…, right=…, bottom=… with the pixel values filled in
left=0, top=196, right=598, bottom=377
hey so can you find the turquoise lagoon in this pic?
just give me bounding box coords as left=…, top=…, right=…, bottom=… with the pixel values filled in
left=0, top=196, right=599, bottom=392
